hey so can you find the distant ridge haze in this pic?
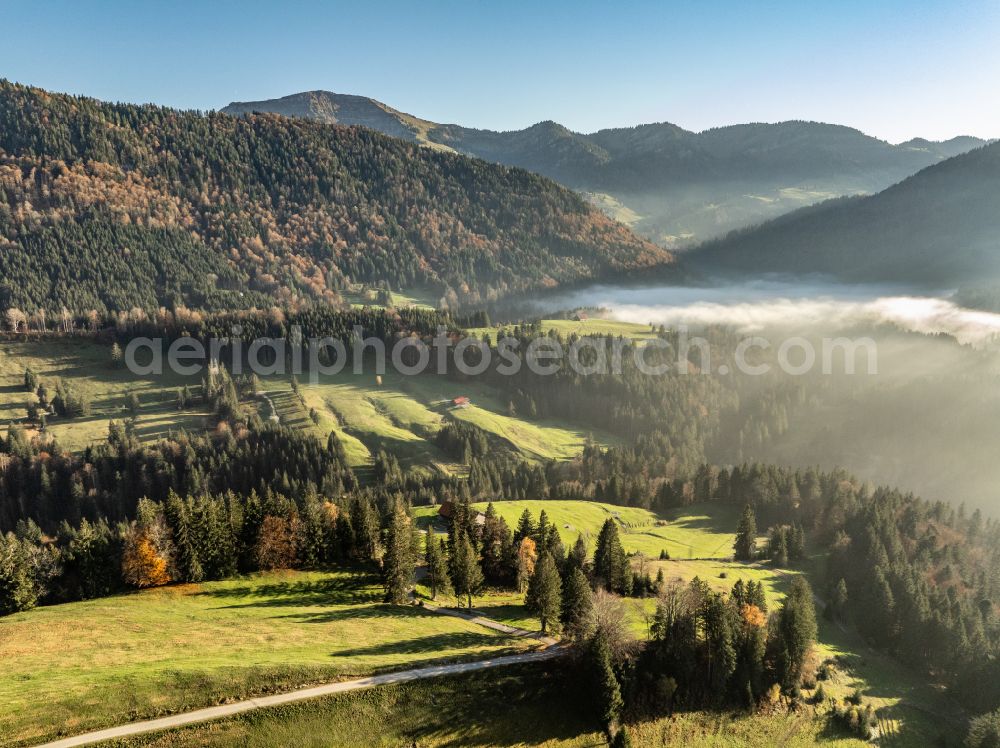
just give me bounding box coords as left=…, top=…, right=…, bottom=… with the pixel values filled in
left=223, top=91, right=988, bottom=248
left=689, top=139, right=1000, bottom=284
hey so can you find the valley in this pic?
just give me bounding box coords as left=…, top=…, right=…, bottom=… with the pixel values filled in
left=1, top=13, right=999, bottom=746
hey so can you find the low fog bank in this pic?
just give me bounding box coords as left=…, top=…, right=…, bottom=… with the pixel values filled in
left=558, top=278, right=1000, bottom=346
left=604, top=295, right=1000, bottom=347
left=545, top=278, right=1000, bottom=512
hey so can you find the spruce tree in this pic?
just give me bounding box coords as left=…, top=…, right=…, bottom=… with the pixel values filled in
left=536, top=510, right=551, bottom=549
left=425, top=536, right=452, bottom=601
left=789, top=523, right=805, bottom=560
left=480, top=503, right=513, bottom=585
left=382, top=505, right=415, bottom=604
left=734, top=504, right=757, bottom=561
left=594, top=519, right=629, bottom=594
left=567, top=534, right=588, bottom=572
left=775, top=576, right=818, bottom=689
left=165, top=492, right=203, bottom=583
left=526, top=551, right=562, bottom=634
left=831, top=578, right=848, bottom=621
left=514, top=509, right=535, bottom=545
left=0, top=534, right=39, bottom=614
left=450, top=531, right=484, bottom=609
left=561, top=565, right=595, bottom=640
left=589, top=628, right=623, bottom=736
left=770, top=527, right=789, bottom=566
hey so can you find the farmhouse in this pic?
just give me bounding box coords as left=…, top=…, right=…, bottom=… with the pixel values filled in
left=452, top=396, right=471, bottom=408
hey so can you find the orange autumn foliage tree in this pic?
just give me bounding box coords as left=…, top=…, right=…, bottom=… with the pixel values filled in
left=255, top=514, right=298, bottom=571
left=121, top=531, right=171, bottom=588
left=741, top=603, right=768, bottom=629
left=517, top=537, right=538, bottom=593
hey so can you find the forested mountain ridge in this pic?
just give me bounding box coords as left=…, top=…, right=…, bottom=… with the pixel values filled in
left=0, top=80, right=670, bottom=317
left=223, top=90, right=988, bottom=247
left=689, top=140, right=1000, bottom=283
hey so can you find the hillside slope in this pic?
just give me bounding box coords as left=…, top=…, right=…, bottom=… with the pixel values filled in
left=223, top=91, right=988, bottom=247
left=0, top=81, right=669, bottom=316
left=689, top=141, right=1000, bottom=283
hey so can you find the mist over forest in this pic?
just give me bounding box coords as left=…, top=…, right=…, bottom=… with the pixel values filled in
left=519, top=278, right=1000, bottom=511
left=4, top=18, right=1000, bottom=742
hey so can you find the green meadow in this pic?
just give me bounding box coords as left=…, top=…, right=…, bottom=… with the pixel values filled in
left=0, top=570, right=531, bottom=746
left=0, top=338, right=208, bottom=452
left=414, top=499, right=749, bottom=560
left=102, top=663, right=868, bottom=748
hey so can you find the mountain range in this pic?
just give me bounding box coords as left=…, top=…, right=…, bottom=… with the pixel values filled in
left=0, top=81, right=668, bottom=316
left=689, top=139, right=1000, bottom=284
left=223, top=91, right=988, bottom=248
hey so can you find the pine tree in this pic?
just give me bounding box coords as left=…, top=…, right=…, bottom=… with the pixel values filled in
left=351, top=499, right=382, bottom=564
left=567, top=534, right=588, bottom=572
left=536, top=510, right=551, bottom=549
left=831, top=578, right=848, bottom=621
left=734, top=504, right=757, bottom=561
left=480, top=503, right=513, bottom=585
left=425, top=535, right=452, bottom=600
left=789, top=523, right=805, bottom=560
left=775, top=576, right=818, bottom=689
left=747, top=580, right=767, bottom=613
left=23, top=368, right=38, bottom=393
left=589, top=628, right=623, bottom=736
left=526, top=551, right=562, bottom=634
left=514, top=509, right=535, bottom=545
left=561, top=566, right=595, bottom=640
left=732, top=578, right=747, bottom=607
left=450, top=531, right=484, bottom=609
left=594, top=519, right=629, bottom=594
left=382, top=505, right=415, bottom=604
left=770, top=527, right=789, bottom=567
left=0, top=533, right=39, bottom=614
left=165, top=492, right=203, bottom=583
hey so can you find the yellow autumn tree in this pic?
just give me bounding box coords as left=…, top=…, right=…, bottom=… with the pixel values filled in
left=122, top=531, right=170, bottom=588
left=517, top=537, right=538, bottom=593
left=741, top=603, right=767, bottom=628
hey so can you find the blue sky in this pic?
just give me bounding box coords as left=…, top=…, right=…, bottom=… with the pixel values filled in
left=2, top=0, right=997, bottom=142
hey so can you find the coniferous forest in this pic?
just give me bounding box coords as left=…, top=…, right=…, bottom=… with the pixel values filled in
left=1, top=32, right=999, bottom=746
left=0, top=80, right=670, bottom=317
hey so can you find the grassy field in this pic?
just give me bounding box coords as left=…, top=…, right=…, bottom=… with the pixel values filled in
left=298, top=374, right=453, bottom=474
left=642, top=558, right=793, bottom=610
left=104, top=662, right=867, bottom=748
left=401, top=375, right=620, bottom=462
left=0, top=337, right=614, bottom=472
left=415, top=499, right=963, bottom=746
left=342, top=286, right=439, bottom=310
left=263, top=371, right=619, bottom=474
left=805, top=612, right=967, bottom=746
left=414, top=499, right=749, bottom=560
left=0, top=570, right=532, bottom=746
left=466, top=317, right=661, bottom=341
left=443, top=559, right=793, bottom=639
left=0, top=338, right=208, bottom=451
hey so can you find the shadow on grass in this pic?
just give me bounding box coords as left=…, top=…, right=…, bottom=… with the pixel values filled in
left=196, top=574, right=383, bottom=608
left=466, top=604, right=532, bottom=628
left=660, top=501, right=738, bottom=533
left=329, top=630, right=508, bottom=660
left=274, top=604, right=439, bottom=624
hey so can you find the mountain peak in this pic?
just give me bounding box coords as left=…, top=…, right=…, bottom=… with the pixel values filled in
left=222, top=90, right=422, bottom=141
